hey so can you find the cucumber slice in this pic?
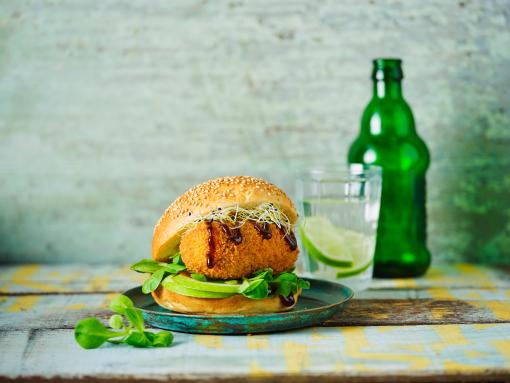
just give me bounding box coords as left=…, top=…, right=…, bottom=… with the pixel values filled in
left=162, top=276, right=236, bottom=299
left=171, top=274, right=244, bottom=294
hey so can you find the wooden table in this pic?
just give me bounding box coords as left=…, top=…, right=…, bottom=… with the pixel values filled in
left=1, top=263, right=509, bottom=382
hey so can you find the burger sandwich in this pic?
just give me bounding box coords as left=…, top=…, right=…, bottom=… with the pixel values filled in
left=131, top=176, right=309, bottom=314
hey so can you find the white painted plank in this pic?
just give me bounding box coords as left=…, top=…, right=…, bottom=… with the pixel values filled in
left=0, top=324, right=508, bottom=380
left=0, top=330, right=29, bottom=377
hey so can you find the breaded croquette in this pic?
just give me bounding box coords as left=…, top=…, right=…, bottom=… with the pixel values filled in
left=179, top=221, right=298, bottom=279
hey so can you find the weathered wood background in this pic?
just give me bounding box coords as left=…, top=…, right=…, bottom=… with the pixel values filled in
left=0, top=0, right=509, bottom=264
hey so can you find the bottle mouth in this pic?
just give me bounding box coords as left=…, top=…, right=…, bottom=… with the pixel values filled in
left=372, top=58, right=403, bottom=80
left=373, top=58, right=402, bottom=67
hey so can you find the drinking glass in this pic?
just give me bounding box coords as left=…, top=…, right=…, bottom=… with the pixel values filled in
left=295, top=164, right=382, bottom=292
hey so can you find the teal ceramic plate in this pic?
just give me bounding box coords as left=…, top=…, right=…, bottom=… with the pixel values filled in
left=123, top=278, right=353, bottom=334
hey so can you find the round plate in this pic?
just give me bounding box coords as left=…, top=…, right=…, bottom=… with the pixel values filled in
left=123, top=278, right=353, bottom=334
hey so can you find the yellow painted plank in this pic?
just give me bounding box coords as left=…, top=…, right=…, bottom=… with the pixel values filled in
left=468, top=301, right=510, bottom=321
left=371, top=263, right=510, bottom=290
left=5, top=296, right=41, bottom=313
left=283, top=341, right=310, bottom=373
left=247, top=335, right=269, bottom=349
left=1, top=263, right=508, bottom=294
left=0, top=264, right=144, bottom=294
left=0, top=263, right=507, bottom=295
left=194, top=335, right=223, bottom=349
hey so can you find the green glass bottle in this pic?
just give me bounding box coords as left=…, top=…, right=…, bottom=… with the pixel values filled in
left=348, top=58, right=431, bottom=278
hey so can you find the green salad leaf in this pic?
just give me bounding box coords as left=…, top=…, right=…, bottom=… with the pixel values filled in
left=240, top=278, right=269, bottom=299
left=129, top=259, right=163, bottom=273
left=74, top=295, right=173, bottom=350
left=239, top=268, right=310, bottom=300
left=130, top=252, right=310, bottom=302
left=131, top=253, right=186, bottom=294
left=142, top=269, right=166, bottom=294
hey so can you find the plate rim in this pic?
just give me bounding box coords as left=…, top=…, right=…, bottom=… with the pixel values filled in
left=124, top=277, right=354, bottom=319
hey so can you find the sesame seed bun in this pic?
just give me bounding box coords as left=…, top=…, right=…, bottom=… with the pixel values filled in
left=151, top=285, right=301, bottom=314
left=152, top=176, right=298, bottom=262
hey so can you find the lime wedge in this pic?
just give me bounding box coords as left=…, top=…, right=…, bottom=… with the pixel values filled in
left=300, top=216, right=354, bottom=268
left=300, top=216, right=375, bottom=277
left=334, top=228, right=374, bottom=277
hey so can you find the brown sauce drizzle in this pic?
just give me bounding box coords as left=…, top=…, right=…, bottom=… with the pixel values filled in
left=219, top=222, right=242, bottom=245
left=252, top=221, right=272, bottom=239
left=278, top=227, right=298, bottom=251
left=206, top=220, right=215, bottom=269
left=279, top=293, right=295, bottom=307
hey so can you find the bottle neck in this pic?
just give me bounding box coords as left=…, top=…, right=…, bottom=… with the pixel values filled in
left=373, top=80, right=403, bottom=99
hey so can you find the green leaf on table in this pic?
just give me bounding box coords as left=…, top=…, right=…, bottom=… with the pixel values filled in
left=75, top=318, right=119, bottom=349
left=152, top=331, right=174, bottom=347
left=108, top=314, right=124, bottom=330
left=75, top=294, right=175, bottom=350
left=124, top=331, right=154, bottom=348
left=124, top=307, right=145, bottom=332
left=124, top=330, right=173, bottom=348
left=109, top=294, right=134, bottom=314
left=109, top=295, right=144, bottom=332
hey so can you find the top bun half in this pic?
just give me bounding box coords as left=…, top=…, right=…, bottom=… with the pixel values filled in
left=152, top=176, right=298, bottom=261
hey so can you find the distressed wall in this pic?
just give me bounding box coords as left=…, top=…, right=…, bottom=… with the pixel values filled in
left=0, top=0, right=509, bottom=264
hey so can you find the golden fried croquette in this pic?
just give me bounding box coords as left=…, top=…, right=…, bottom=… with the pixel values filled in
left=179, top=221, right=298, bottom=279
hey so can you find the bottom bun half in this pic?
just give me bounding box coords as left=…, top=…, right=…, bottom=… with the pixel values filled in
left=151, top=286, right=301, bottom=314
